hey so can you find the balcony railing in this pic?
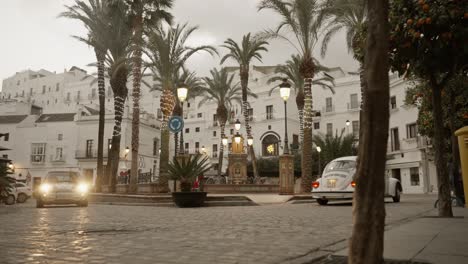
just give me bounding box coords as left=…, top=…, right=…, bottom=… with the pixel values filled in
left=50, top=155, right=66, bottom=162
left=75, top=149, right=109, bottom=159
left=322, top=105, right=335, bottom=114
left=347, top=102, right=360, bottom=110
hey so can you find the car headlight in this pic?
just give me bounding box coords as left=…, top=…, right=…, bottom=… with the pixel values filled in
left=40, top=183, right=51, bottom=193
left=77, top=183, right=89, bottom=193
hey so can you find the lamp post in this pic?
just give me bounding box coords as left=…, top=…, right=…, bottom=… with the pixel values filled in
left=279, top=79, right=291, bottom=154
left=234, top=119, right=241, bottom=131
left=247, top=136, right=253, bottom=147
left=346, top=120, right=350, bottom=135
left=125, top=146, right=130, bottom=158
left=177, top=86, right=188, bottom=154
left=316, top=146, right=322, bottom=175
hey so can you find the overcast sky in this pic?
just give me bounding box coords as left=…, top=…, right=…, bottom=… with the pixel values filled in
left=0, top=0, right=357, bottom=83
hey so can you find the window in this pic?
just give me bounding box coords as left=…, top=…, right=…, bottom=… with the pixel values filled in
left=42, top=86, right=46, bottom=94
left=195, top=142, right=200, bottom=153
left=157, top=108, right=162, bottom=119
left=77, top=91, right=81, bottom=101
left=48, top=87, right=51, bottom=92
left=325, top=97, right=333, bottom=112
left=31, top=143, right=46, bottom=163
left=187, top=103, right=191, bottom=108
left=266, top=105, right=273, bottom=120
left=185, top=143, right=189, bottom=152
left=212, top=144, right=218, bottom=158
left=107, top=87, right=112, bottom=97
left=213, top=114, right=218, bottom=127
left=91, top=88, right=97, bottom=98
left=58, top=134, right=63, bottom=141
left=314, top=122, right=320, bottom=130
left=153, top=138, right=159, bottom=156
left=262, top=134, right=279, bottom=156
left=292, top=134, right=299, bottom=149
left=47, top=100, right=49, bottom=105
left=30, top=88, right=33, bottom=95
left=56, top=83, right=60, bottom=91
left=21, top=90, right=25, bottom=97
left=195, top=127, right=200, bottom=132
left=410, top=167, right=420, bottom=186
left=326, top=123, right=333, bottom=136
left=197, top=113, right=202, bottom=118
left=390, top=127, right=400, bottom=151
left=55, top=148, right=63, bottom=160
left=86, top=139, right=93, bottom=158
left=185, top=128, right=189, bottom=133
left=407, top=123, right=418, bottom=139
left=248, top=108, right=253, bottom=121
left=213, top=131, right=217, bottom=137
left=390, top=96, right=397, bottom=109
left=352, top=121, right=359, bottom=137
left=350, top=94, right=359, bottom=109
left=66, top=92, right=71, bottom=101
left=268, top=125, right=271, bottom=130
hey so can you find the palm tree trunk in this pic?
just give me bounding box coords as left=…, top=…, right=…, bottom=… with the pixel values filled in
left=349, top=0, right=389, bottom=263
left=129, top=13, right=143, bottom=194
left=95, top=52, right=106, bottom=193
left=107, top=95, right=126, bottom=193
left=218, top=123, right=226, bottom=177
left=430, top=82, right=453, bottom=217
left=174, top=132, right=179, bottom=154
left=301, top=75, right=314, bottom=192
left=298, top=109, right=304, bottom=144
left=240, top=68, right=259, bottom=180
left=158, top=120, right=170, bottom=192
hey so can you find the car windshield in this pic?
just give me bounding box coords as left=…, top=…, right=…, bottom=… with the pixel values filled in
left=45, top=172, right=79, bottom=183
left=323, top=160, right=356, bottom=174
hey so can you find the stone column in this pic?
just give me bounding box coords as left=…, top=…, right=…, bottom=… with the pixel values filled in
left=228, top=153, right=248, bottom=184
left=279, top=154, right=294, bottom=194
left=454, top=126, right=468, bottom=208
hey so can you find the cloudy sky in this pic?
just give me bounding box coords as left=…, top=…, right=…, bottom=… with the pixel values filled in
left=0, top=0, right=357, bottom=83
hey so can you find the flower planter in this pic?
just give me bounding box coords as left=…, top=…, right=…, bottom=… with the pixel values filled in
left=172, top=192, right=207, bottom=208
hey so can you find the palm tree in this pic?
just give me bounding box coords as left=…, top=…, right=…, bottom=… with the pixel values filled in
left=320, top=0, right=367, bottom=139
left=312, top=129, right=356, bottom=166
left=268, top=54, right=335, bottom=144
left=258, top=0, right=328, bottom=192
left=220, top=33, right=269, bottom=180
left=198, top=68, right=255, bottom=177
left=146, top=23, right=217, bottom=191
left=126, top=0, right=173, bottom=194
left=103, top=1, right=133, bottom=192
left=60, top=0, right=109, bottom=192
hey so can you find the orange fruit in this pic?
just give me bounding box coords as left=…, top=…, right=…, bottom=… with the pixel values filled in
left=422, top=4, right=430, bottom=12
left=425, top=17, right=432, bottom=24
left=407, top=19, right=413, bottom=25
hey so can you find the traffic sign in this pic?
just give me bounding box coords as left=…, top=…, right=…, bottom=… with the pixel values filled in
left=168, top=116, right=184, bottom=133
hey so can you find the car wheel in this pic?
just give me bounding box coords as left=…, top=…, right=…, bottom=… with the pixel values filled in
left=36, top=199, right=44, bottom=208
left=17, top=193, right=28, bottom=203
left=392, top=187, right=401, bottom=203
left=5, top=194, right=16, bottom=205
left=317, top=198, right=328, bottom=205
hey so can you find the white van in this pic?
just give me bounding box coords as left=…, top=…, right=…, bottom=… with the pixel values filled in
left=311, top=156, right=402, bottom=205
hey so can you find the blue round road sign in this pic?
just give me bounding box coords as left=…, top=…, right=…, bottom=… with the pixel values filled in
left=168, top=116, right=184, bottom=133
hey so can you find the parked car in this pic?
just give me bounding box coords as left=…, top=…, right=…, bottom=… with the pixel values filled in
left=311, top=156, right=402, bottom=205
left=1, top=192, right=16, bottom=205
left=36, top=171, right=89, bottom=208
left=15, top=182, right=32, bottom=203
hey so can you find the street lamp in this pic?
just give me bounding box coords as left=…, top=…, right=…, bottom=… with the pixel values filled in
left=201, top=145, right=206, bottom=154
left=234, top=119, right=241, bottom=131
left=8, top=162, right=14, bottom=171
left=234, top=132, right=241, bottom=144
left=346, top=120, right=350, bottom=134
left=222, top=136, right=228, bottom=146
left=316, top=146, right=322, bottom=175
left=177, top=85, right=188, bottom=154
left=125, top=146, right=130, bottom=157
left=247, top=136, right=253, bottom=146
left=279, top=79, right=291, bottom=154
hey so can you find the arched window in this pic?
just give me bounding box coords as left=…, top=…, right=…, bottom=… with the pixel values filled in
left=262, top=134, right=279, bottom=156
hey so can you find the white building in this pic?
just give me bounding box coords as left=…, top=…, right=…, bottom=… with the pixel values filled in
left=1, top=65, right=436, bottom=193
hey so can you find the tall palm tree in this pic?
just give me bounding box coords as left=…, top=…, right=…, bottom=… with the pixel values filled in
left=258, top=0, right=327, bottom=192
left=220, top=33, right=269, bottom=180
left=312, top=129, right=356, bottom=167
left=268, top=54, right=335, bottom=144
left=320, top=0, right=367, bottom=139
left=126, top=0, right=173, bottom=194
left=146, top=23, right=217, bottom=191
left=199, top=68, right=257, bottom=177
left=60, top=0, right=109, bottom=192
left=103, top=1, right=133, bottom=192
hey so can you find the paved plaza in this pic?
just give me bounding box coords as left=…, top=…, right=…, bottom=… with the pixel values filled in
left=0, top=195, right=457, bottom=264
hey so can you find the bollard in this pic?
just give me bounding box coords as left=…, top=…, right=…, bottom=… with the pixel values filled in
left=454, top=126, right=468, bottom=208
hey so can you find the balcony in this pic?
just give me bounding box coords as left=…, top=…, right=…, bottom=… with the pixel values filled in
left=75, top=149, right=109, bottom=159
left=347, top=102, right=360, bottom=111
left=31, top=155, right=46, bottom=164
left=417, top=136, right=432, bottom=148
left=50, top=155, right=66, bottom=163
left=88, top=94, right=97, bottom=100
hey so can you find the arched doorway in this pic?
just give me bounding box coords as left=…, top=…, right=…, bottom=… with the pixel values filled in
left=262, top=134, right=279, bottom=157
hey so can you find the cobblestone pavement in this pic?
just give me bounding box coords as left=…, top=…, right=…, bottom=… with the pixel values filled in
left=0, top=195, right=436, bottom=264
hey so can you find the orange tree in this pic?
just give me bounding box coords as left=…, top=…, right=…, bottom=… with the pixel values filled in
left=389, top=0, right=467, bottom=217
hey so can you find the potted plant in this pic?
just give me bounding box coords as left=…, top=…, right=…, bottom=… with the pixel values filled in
left=168, top=154, right=212, bottom=207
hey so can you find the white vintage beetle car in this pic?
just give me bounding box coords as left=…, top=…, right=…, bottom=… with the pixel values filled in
left=311, top=156, right=402, bottom=205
